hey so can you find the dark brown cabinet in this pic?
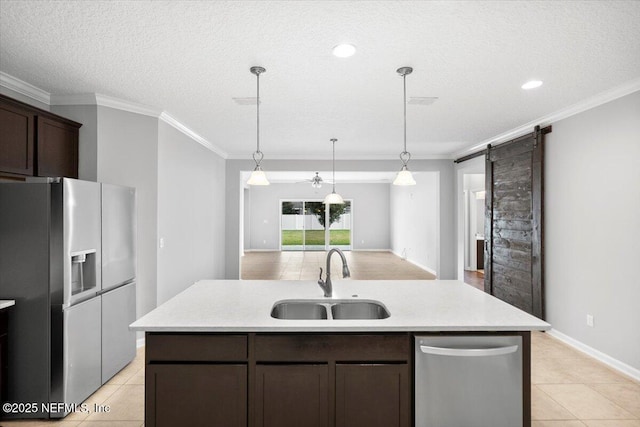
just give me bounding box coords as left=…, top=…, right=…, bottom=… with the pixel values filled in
left=255, top=364, right=329, bottom=427
left=144, top=334, right=248, bottom=427
left=336, top=364, right=409, bottom=427
left=0, top=101, right=34, bottom=176
left=0, top=94, right=80, bottom=180
left=36, top=116, right=78, bottom=178
left=146, top=364, right=247, bottom=427
left=144, top=333, right=410, bottom=427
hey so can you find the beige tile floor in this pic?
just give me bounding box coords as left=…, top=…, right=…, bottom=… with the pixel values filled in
left=2, top=252, right=638, bottom=426
left=241, top=250, right=437, bottom=280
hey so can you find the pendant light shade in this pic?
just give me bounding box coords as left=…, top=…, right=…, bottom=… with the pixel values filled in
left=393, top=165, right=417, bottom=185
left=393, top=66, right=416, bottom=186
left=247, top=66, right=269, bottom=186
left=324, top=138, right=345, bottom=205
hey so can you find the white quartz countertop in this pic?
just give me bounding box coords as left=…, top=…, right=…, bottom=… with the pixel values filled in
left=130, top=280, right=550, bottom=332
left=0, top=300, right=15, bottom=310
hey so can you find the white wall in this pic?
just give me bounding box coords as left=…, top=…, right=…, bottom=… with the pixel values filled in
left=455, top=156, right=485, bottom=280
left=390, top=172, right=439, bottom=275
left=157, top=121, right=226, bottom=305
left=245, top=182, right=390, bottom=250
left=545, top=90, right=640, bottom=372
left=96, top=106, right=159, bottom=319
left=227, top=159, right=456, bottom=280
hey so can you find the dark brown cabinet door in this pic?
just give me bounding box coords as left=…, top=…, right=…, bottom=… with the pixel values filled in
left=335, top=364, right=409, bottom=427
left=36, top=116, right=78, bottom=178
left=0, top=102, right=34, bottom=176
left=255, top=364, right=329, bottom=427
left=146, top=364, right=247, bottom=427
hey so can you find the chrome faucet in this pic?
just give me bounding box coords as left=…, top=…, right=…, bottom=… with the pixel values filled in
left=318, top=248, right=351, bottom=297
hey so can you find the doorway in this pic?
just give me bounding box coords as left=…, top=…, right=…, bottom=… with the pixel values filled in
left=280, top=200, right=352, bottom=251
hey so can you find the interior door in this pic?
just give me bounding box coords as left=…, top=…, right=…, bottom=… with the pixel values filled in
left=485, top=127, right=545, bottom=318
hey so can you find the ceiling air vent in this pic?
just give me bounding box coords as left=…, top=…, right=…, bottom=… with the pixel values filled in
left=408, top=97, right=438, bottom=106
left=233, top=97, right=260, bottom=105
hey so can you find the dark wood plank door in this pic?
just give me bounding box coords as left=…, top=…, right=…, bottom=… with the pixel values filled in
left=485, top=127, right=544, bottom=318
left=255, top=364, right=329, bottom=427
left=335, top=364, right=409, bottom=427
left=146, top=364, right=247, bottom=427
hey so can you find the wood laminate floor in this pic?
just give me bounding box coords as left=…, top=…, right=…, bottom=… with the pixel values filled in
left=3, top=255, right=639, bottom=426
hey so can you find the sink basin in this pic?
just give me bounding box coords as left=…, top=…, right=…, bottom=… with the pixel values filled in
left=271, top=299, right=390, bottom=320
left=271, top=301, right=328, bottom=319
left=331, top=301, right=390, bottom=320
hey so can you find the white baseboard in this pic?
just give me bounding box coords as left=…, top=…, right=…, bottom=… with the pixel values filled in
left=351, top=249, right=392, bottom=252
left=244, top=249, right=279, bottom=252
left=136, top=337, right=146, bottom=348
left=547, top=328, right=640, bottom=382
left=390, top=250, right=438, bottom=277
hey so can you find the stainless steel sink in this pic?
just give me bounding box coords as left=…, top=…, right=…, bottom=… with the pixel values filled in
left=270, top=301, right=328, bottom=319
left=331, top=301, right=390, bottom=319
left=271, top=299, right=390, bottom=320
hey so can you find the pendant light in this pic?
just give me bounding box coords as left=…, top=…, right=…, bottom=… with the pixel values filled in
left=393, top=66, right=417, bottom=186
left=323, top=138, right=344, bottom=204
left=247, top=66, right=269, bottom=186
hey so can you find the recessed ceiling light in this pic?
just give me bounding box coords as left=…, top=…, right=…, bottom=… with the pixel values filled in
left=521, top=80, right=543, bottom=90
left=332, top=44, right=356, bottom=58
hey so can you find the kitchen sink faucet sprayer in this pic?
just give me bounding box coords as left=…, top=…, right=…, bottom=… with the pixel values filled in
left=318, top=248, right=351, bottom=297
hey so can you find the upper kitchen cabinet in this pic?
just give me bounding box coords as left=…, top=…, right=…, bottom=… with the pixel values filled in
left=0, top=94, right=81, bottom=180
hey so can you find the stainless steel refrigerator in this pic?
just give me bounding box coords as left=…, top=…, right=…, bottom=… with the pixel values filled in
left=0, top=178, right=136, bottom=419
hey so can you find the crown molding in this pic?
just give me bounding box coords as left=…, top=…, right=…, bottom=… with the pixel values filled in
left=0, top=72, right=226, bottom=157
left=0, top=71, right=51, bottom=104
left=95, top=94, right=161, bottom=117
left=452, top=76, right=640, bottom=158
left=50, top=93, right=162, bottom=117
left=159, top=112, right=228, bottom=159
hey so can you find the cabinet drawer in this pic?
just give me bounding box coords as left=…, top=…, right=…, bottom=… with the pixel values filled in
left=255, top=334, right=409, bottom=362
left=146, top=334, right=247, bottom=362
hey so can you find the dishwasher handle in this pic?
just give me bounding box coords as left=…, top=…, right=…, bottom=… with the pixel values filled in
left=419, top=344, right=518, bottom=357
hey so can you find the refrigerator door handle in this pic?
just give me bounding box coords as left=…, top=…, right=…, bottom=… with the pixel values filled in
left=419, top=344, right=519, bottom=357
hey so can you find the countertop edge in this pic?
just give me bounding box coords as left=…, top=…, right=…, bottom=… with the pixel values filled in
left=0, top=300, right=15, bottom=310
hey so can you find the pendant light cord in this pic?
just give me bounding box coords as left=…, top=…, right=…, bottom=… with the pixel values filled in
left=256, top=71, right=261, bottom=156
left=403, top=73, right=407, bottom=155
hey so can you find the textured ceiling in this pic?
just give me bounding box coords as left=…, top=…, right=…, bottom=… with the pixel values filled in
left=1, top=1, right=640, bottom=159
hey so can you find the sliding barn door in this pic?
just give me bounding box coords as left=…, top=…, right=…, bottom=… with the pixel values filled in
left=484, top=127, right=545, bottom=319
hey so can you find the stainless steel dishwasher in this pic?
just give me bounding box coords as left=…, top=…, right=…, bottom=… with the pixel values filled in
left=415, top=335, right=523, bottom=427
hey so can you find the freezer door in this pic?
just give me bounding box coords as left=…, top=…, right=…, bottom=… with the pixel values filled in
left=415, top=335, right=523, bottom=427
left=63, top=179, right=102, bottom=307
left=102, top=183, right=136, bottom=289
left=57, top=297, right=102, bottom=418
left=101, top=281, right=136, bottom=383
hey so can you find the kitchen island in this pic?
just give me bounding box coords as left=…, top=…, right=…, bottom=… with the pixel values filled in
left=131, top=280, right=549, bottom=427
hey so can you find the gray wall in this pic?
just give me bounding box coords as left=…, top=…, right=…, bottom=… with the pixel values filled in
left=157, top=120, right=226, bottom=305
left=96, top=106, right=159, bottom=319
left=227, top=159, right=456, bottom=280
left=245, top=182, right=390, bottom=251
left=50, top=104, right=98, bottom=181
left=390, top=172, right=439, bottom=274
left=545, top=90, right=640, bottom=371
